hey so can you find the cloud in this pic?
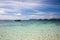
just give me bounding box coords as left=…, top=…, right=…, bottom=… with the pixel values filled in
left=27, top=12, right=60, bottom=19
left=0, top=8, right=6, bottom=14
left=14, top=13, right=22, bottom=16
left=28, top=15, right=45, bottom=19
left=0, top=0, right=59, bottom=20
left=0, top=15, right=19, bottom=20
left=0, top=1, right=40, bottom=20
left=0, top=1, right=40, bottom=13
left=34, top=12, right=46, bottom=14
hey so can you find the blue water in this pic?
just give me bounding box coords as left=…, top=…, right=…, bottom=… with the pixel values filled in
left=0, top=20, right=60, bottom=40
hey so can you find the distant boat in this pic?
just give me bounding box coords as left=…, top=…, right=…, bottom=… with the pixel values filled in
left=14, top=20, right=21, bottom=22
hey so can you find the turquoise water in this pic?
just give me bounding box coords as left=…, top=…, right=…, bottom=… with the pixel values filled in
left=0, top=20, right=60, bottom=40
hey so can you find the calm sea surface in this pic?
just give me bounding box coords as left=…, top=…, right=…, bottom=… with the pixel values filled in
left=0, top=20, right=60, bottom=40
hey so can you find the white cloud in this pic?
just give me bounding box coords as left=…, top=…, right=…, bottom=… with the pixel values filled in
left=0, top=10, right=5, bottom=13
left=14, top=13, right=22, bottom=16
left=27, top=12, right=59, bottom=19
left=0, top=1, right=41, bottom=20
left=0, top=1, right=40, bottom=14
left=27, top=15, right=45, bottom=19
left=0, top=12, right=59, bottom=20
left=0, top=8, right=6, bottom=14
left=0, top=1, right=40, bottom=9
left=34, top=12, right=45, bottom=14
left=0, top=15, right=28, bottom=20
left=0, top=15, right=18, bottom=20
left=0, top=0, right=59, bottom=20
left=43, top=12, right=58, bottom=19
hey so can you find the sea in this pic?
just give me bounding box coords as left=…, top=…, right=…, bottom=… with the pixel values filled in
left=0, top=20, right=60, bottom=40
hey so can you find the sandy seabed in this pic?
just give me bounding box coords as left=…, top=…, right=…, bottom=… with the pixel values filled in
left=0, top=27, right=60, bottom=40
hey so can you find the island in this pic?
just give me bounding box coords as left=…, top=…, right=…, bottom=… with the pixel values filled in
left=14, top=20, right=21, bottom=22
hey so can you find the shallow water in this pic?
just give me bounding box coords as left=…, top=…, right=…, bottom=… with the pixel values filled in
left=0, top=20, right=60, bottom=40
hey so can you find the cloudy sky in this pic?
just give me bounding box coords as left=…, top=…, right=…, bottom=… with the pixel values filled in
left=0, top=0, right=60, bottom=20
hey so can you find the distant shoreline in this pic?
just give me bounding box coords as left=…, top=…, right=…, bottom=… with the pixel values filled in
left=0, top=18, right=60, bottom=21
left=0, top=19, right=60, bottom=21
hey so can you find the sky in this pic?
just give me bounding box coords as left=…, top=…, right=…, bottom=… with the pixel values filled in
left=0, top=0, right=60, bottom=20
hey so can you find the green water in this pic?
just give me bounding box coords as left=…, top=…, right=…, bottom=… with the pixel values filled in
left=0, top=20, right=60, bottom=40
